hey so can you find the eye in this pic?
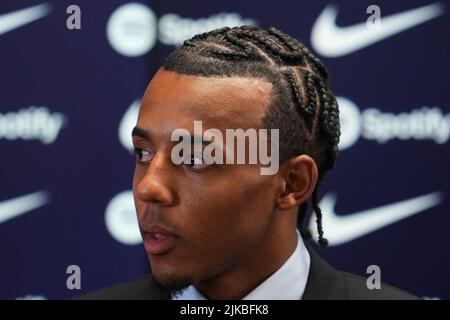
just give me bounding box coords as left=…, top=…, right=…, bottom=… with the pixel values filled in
left=184, top=154, right=212, bottom=171
left=134, top=148, right=154, bottom=163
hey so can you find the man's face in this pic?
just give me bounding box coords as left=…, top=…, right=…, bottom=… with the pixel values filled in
left=132, top=69, right=281, bottom=290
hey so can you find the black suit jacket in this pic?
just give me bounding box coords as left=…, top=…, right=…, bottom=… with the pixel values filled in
left=78, top=248, right=419, bottom=300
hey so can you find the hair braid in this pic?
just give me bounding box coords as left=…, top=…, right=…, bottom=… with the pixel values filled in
left=163, top=25, right=341, bottom=247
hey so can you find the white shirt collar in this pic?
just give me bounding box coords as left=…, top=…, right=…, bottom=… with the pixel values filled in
left=172, top=231, right=310, bottom=300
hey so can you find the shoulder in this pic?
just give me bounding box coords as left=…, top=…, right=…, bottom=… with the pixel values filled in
left=304, top=247, right=420, bottom=300
left=74, top=275, right=170, bottom=300
left=340, top=271, right=420, bottom=300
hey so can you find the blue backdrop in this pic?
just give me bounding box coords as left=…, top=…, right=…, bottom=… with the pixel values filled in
left=0, top=0, right=449, bottom=299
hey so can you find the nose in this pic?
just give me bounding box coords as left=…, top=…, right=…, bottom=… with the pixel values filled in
left=135, top=154, right=176, bottom=206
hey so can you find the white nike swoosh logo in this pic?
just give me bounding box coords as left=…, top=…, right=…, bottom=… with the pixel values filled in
left=311, top=3, right=445, bottom=57
left=0, top=3, right=52, bottom=36
left=309, top=192, right=444, bottom=246
left=0, top=191, right=50, bottom=224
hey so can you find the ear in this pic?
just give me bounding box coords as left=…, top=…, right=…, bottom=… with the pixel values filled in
left=276, top=155, right=318, bottom=211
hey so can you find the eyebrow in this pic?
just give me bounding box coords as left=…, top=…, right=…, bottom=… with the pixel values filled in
left=132, top=126, right=150, bottom=140
left=177, top=135, right=213, bottom=146
left=132, top=126, right=213, bottom=146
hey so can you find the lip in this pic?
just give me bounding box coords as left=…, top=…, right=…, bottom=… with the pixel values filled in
left=142, top=225, right=179, bottom=255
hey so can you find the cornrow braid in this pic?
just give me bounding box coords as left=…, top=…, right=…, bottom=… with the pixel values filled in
left=312, top=186, right=328, bottom=247
left=163, top=25, right=341, bottom=248
left=284, top=71, right=313, bottom=117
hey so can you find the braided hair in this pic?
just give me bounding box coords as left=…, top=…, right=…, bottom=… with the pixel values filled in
left=162, top=25, right=340, bottom=248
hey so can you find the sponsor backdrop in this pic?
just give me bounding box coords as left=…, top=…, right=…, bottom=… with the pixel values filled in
left=0, top=0, right=448, bottom=299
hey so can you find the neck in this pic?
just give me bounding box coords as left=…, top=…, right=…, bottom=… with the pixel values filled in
left=194, top=220, right=298, bottom=300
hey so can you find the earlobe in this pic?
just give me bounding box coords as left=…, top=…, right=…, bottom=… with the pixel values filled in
left=276, top=193, right=299, bottom=211
left=275, top=155, right=318, bottom=211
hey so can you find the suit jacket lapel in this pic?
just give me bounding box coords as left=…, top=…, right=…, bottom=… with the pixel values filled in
left=302, top=246, right=347, bottom=300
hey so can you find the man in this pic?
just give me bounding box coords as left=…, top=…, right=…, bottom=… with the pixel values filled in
left=81, top=26, right=417, bottom=300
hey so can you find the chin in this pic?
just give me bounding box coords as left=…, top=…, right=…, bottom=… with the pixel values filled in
left=149, top=255, right=187, bottom=283
left=151, top=265, right=192, bottom=296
